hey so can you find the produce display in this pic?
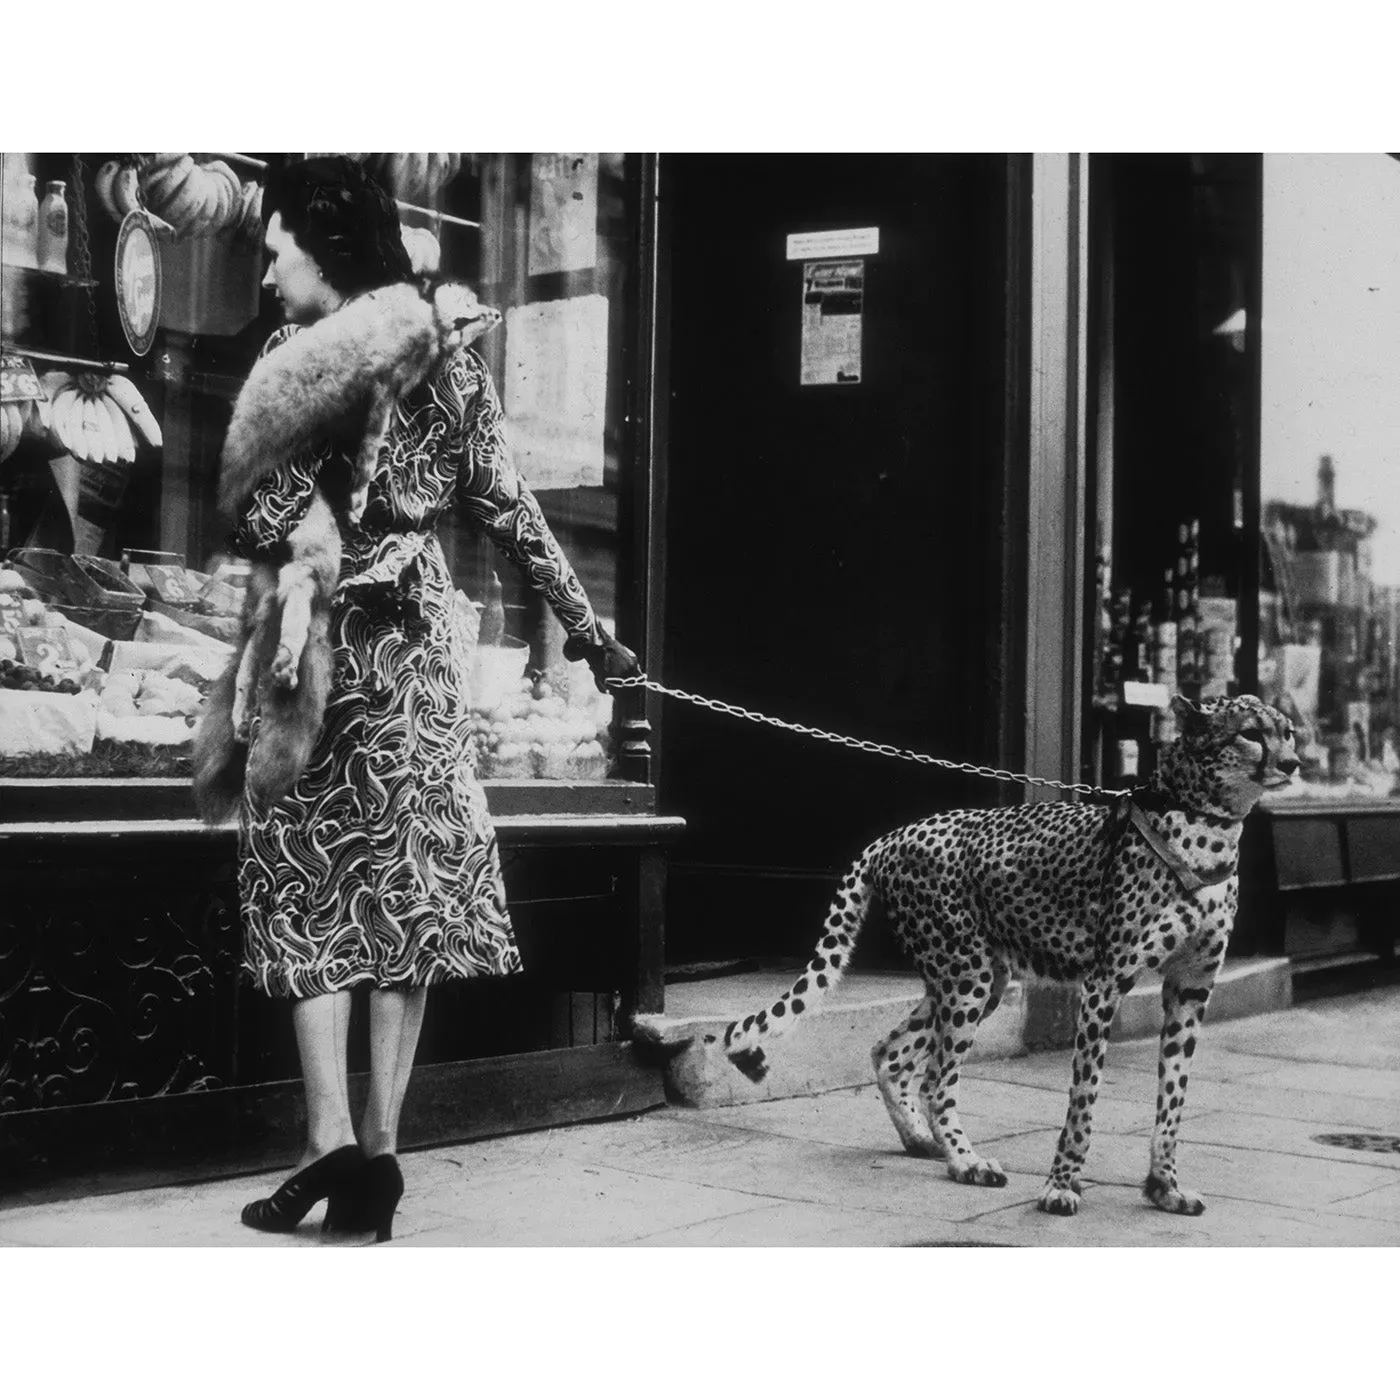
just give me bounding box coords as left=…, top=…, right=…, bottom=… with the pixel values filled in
left=0, top=398, right=37, bottom=462
left=38, top=370, right=161, bottom=464
left=0, top=659, right=81, bottom=694
left=469, top=656, right=613, bottom=780
left=94, top=154, right=263, bottom=246
left=0, top=561, right=237, bottom=765
left=1, top=352, right=51, bottom=461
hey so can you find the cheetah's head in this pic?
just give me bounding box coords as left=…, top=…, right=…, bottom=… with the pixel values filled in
left=1162, top=694, right=1300, bottom=817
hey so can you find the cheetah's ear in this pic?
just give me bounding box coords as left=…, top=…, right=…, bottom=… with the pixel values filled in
left=1171, top=693, right=1209, bottom=734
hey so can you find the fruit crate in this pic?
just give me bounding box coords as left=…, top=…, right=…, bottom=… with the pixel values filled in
left=6, top=547, right=145, bottom=640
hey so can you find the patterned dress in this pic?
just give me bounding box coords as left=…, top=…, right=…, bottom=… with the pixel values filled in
left=234, top=328, right=606, bottom=999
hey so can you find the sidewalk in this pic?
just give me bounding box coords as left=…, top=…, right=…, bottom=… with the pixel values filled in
left=2, top=983, right=1398, bottom=1247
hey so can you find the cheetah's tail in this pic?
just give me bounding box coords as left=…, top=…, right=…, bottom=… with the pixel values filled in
left=721, top=843, right=879, bottom=1082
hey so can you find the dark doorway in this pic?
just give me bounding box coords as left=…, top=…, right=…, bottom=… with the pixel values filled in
left=658, top=153, right=1015, bottom=965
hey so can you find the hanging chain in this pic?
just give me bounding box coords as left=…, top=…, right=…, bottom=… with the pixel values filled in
left=608, top=675, right=1125, bottom=801
left=69, top=154, right=100, bottom=357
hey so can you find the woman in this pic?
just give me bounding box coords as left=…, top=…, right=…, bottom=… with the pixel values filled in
left=230, top=156, right=639, bottom=1242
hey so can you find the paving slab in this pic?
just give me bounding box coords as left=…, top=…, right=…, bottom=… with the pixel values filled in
left=947, top=1185, right=1398, bottom=1248
left=1183, top=1110, right=1400, bottom=1172
left=630, top=1201, right=973, bottom=1248
left=1234, top=1060, right=1400, bottom=1102
left=407, top=1160, right=768, bottom=1247
left=1206, top=990, right=1400, bottom=1071
left=1325, top=1178, right=1400, bottom=1223
left=3, top=983, right=1396, bottom=1248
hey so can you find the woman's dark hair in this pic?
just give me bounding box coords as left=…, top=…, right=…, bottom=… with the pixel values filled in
left=263, top=155, right=413, bottom=296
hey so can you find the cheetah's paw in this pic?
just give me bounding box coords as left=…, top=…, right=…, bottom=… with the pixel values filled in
left=902, top=1137, right=948, bottom=1161
left=1144, top=1174, right=1206, bottom=1216
left=949, top=1157, right=1007, bottom=1188
left=1038, top=1184, right=1081, bottom=1215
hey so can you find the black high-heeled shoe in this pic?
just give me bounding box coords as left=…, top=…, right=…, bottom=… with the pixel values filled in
left=321, top=1153, right=404, bottom=1243
left=240, top=1145, right=366, bottom=1235
left=321, top=1152, right=374, bottom=1236
left=364, top=1155, right=404, bottom=1243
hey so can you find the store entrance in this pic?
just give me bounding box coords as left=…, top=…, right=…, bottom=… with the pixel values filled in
left=658, top=153, right=1014, bottom=966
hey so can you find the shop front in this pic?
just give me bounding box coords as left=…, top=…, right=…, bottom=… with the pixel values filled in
left=0, top=152, right=680, bottom=1197
left=1084, top=153, right=1399, bottom=982
left=653, top=150, right=1396, bottom=1003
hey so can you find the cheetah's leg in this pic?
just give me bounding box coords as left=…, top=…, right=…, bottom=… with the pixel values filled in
left=1143, top=948, right=1224, bottom=1216
left=917, top=954, right=1010, bottom=1188
left=871, top=995, right=943, bottom=1159
left=1038, top=968, right=1130, bottom=1215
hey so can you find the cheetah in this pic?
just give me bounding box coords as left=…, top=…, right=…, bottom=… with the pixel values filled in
left=721, top=694, right=1299, bottom=1216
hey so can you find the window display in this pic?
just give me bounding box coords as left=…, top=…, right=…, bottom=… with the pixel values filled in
left=1, top=152, right=637, bottom=787
left=1259, top=154, right=1400, bottom=802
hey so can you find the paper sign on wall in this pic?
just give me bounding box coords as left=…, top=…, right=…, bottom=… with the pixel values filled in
left=786, top=227, right=879, bottom=260
left=529, top=153, right=599, bottom=276
left=800, top=259, right=864, bottom=386
left=503, top=294, right=609, bottom=489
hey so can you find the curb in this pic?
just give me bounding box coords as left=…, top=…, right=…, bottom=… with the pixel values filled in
left=635, top=957, right=1293, bottom=1110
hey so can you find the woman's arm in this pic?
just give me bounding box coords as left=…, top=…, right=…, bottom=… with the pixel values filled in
left=445, top=349, right=608, bottom=651
left=231, top=451, right=326, bottom=554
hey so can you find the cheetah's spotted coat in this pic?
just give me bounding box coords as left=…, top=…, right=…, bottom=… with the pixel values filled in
left=723, top=694, right=1299, bottom=1216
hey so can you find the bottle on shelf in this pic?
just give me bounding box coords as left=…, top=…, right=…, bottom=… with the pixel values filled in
left=1153, top=567, right=1178, bottom=688
left=1104, top=587, right=1132, bottom=695
left=3, top=171, right=41, bottom=270
left=1174, top=519, right=1202, bottom=698
left=1130, top=599, right=1155, bottom=683
left=37, top=180, right=69, bottom=276
left=1092, top=547, right=1115, bottom=704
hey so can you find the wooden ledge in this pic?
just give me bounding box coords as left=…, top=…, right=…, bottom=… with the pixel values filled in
left=0, top=812, right=686, bottom=846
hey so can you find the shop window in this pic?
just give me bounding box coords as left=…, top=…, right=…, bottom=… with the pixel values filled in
left=1087, top=154, right=1257, bottom=786
left=1, top=153, right=635, bottom=786
left=1259, top=154, right=1400, bottom=802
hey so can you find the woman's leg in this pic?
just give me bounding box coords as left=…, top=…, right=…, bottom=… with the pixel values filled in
left=359, top=987, right=429, bottom=1158
left=291, top=990, right=358, bottom=1168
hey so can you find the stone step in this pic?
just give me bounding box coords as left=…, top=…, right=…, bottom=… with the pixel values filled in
left=634, top=956, right=1293, bottom=1109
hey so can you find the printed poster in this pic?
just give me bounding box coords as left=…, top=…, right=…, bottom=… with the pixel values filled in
left=528, top=154, right=599, bottom=276
left=503, top=294, right=608, bottom=490
left=801, top=258, right=864, bottom=386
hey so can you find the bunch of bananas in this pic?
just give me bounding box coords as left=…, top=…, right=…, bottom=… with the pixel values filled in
left=356, top=153, right=462, bottom=207
left=94, top=155, right=264, bottom=244
left=39, top=370, right=163, bottom=465
left=1, top=400, right=33, bottom=463
left=1, top=392, right=53, bottom=463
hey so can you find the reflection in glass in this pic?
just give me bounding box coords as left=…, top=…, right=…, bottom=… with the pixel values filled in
left=1259, top=154, right=1400, bottom=800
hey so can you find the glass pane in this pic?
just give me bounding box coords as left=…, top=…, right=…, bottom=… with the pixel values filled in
left=1260, top=154, right=1400, bottom=801
left=1, top=152, right=631, bottom=785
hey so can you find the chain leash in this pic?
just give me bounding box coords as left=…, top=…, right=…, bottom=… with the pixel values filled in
left=608, top=674, right=1125, bottom=801
left=69, top=154, right=100, bottom=356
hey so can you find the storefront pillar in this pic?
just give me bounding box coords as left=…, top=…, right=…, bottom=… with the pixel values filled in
left=1011, top=153, right=1090, bottom=797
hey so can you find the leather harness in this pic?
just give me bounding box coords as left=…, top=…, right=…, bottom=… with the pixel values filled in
left=1099, top=789, right=1239, bottom=896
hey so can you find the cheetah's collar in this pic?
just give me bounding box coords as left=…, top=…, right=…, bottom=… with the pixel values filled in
left=1124, top=800, right=1237, bottom=895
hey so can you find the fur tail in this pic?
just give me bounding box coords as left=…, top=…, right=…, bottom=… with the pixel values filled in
left=191, top=655, right=247, bottom=825
left=722, top=844, right=880, bottom=1082
left=244, top=611, right=334, bottom=812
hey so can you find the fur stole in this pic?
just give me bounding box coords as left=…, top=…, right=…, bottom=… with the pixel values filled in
left=194, top=281, right=493, bottom=824
left=218, top=281, right=448, bottom=520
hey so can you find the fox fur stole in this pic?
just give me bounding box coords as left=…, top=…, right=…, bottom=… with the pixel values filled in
left=193, top=282, right=487, bottom=823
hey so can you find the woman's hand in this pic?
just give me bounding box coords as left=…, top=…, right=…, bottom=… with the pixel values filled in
left=564, top=632, right=642, bottom=690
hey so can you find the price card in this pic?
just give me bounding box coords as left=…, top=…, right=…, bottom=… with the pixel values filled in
left=17, top=626, right=79, bottom=672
